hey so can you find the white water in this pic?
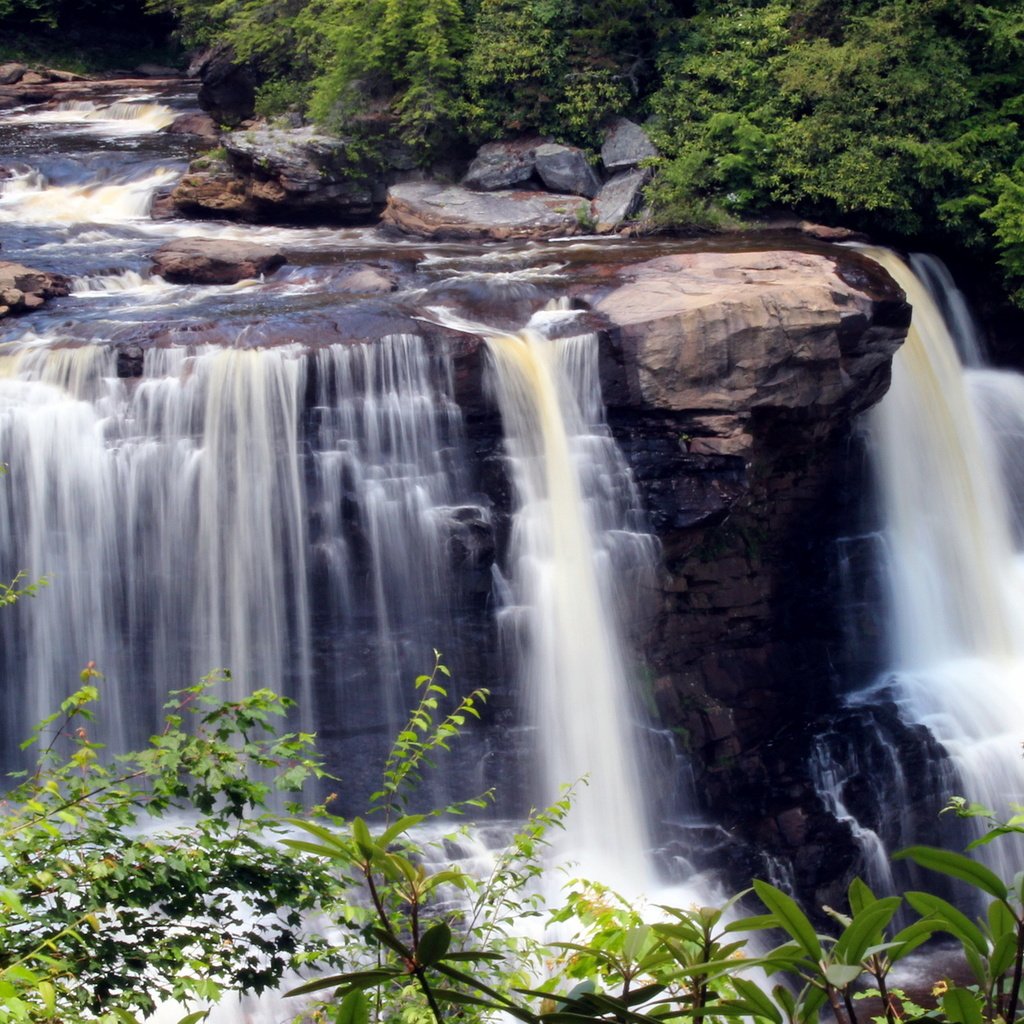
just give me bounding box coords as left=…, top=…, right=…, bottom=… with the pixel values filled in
left=864, top=248, right=1024, bottom=861
left=0, top=164, right=180, bottom=224
left=0, top=82, right=711, bottom=1023
left=1, top=98, right=178, bottom=134
left=427, top=305, right=659, bottom=889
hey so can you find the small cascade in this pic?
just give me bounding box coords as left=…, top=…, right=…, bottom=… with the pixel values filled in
left=1, top=98, right=178, bottom=134
left=0, top=164, right=180, bottom=224
left=857, top=248, right=1024, bottom=875
left=478, top=308, right=659, bottom=888
left=909, top=253, right=987, bottom=367
left=306, top=336, right=481, bottom=747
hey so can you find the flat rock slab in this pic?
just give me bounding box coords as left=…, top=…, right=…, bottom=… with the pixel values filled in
left=382, top=182, right=590, bottom=240
left=151, top=238, right=286, bottom=285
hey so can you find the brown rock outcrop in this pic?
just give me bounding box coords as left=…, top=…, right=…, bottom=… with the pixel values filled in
left=150, top=238, right=287, bottom=284
left=592, top=249, right=906, bottom=439
left=0, top=261, right=71, bottom=318
left=170, top=126, right=380, bottom=223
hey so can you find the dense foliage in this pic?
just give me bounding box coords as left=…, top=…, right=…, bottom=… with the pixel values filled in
left=646, top=0, right=1024, bottom=306
left=0, top=669, right=341, bottom=1020
left=128, top=0, right=1024, bottom=306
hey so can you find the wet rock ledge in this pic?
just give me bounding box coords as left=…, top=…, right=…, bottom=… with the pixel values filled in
left=0, top=261, right=70, bottom=318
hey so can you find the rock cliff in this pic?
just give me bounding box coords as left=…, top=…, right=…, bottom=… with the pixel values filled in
left=432, top=243, right=911, bottom=903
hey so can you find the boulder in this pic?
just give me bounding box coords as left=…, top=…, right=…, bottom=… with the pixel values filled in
left=600, top=117, right=658, bottom=171
left=0, top=63, right=26, bottom=85
left=381, top=182, right=588, bottom=240
left=0, top=261, right=71, bottom=318
left=169, top=171, right=258, bottom=219
left=189, top=44, right=256, bottom=127
left=591, top=249, right=908, bottom=431
left=462, top=138, right=542, bottom=191
left=45, top=69, right=86, bottom=83
left=798, top=221, right=870, bottom=243
left=533, top=142, right=601, bottom=198
left=166, top=112, right=219, bottom=141
left=593, top=167, right=651, bottom=233
left=150, top=238, right=287, bottom=284
left=170, top=126, right=380, bottom=223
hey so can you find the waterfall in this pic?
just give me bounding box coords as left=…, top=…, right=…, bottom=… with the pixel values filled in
left=0, top=336, right=475, bottom=781
left=860, top=248, right=1024, bottom=872
left=430, top=305, right=660, bottom=887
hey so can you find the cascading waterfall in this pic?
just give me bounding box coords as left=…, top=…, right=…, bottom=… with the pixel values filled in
left=0, top=164, right=180, bottom=224
left=0, top=343, right=312, bottom=744
left=432, top=305, right=660, bottom=888
left=1, top=80, right=719, bottom=1022
left=0, top=335, right=476, bottom=780
left=860, top=248, right=1024, bottom=874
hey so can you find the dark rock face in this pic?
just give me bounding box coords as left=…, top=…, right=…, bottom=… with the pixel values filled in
left=601, top=117, right=658, bottom=171
left=0, top=261, right=71, bottom=317
left=190, top=45, right=256, bottom=127
left=462, top=138, right=542, bottom=191
left=150, top=238, right=287, bottom=284
left=534, top=142, right=602, bottom=198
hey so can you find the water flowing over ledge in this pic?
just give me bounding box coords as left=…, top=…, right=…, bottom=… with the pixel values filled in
left=14, top=79, right=1010, bottom=954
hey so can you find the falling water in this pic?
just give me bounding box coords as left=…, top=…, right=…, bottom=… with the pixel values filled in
left=862, top=248, right=1024, bottom=870
left=0, top=335, right=476, bottom=774
left=429, top=305, right=660, bottom=887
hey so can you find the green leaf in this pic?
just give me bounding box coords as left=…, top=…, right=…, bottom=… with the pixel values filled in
left=281, top=838, right=348, bottom=860
left=823, top=963, right=863, bottom=988
left=335, top=988, right=370, bottom=1024
left=894, top=846, right=1008, bottom=901
left=888, top=917, right=940, bottom=963
left=351, top=817, right=375, bottom=858
left=729, top=977, right=783, bottom=1024
left=752, top=880, right=823, bottom=960
left=622, top=925, right=652, bottom=962
left=378, top=813, right=426, bottom=847
left=432, top=989, right=512, bottom=1011
left=176, top=1013, right=209, bottom=1024
left=416, top=921, right=451, bottom=967
left=440, top=950, right=506, bottom=962
left=942, top=988, right=983, bottom=1024
left=286, top=968, right=400, bottom=998
left=832, top=898, right=900, bottom=963
left=904, top=892, right=988, bottom=955
left=987, top=897, right=1016, bottom=941
left=989, top=931, right=1017, bottom=979
left=847, top=877, right=876, bottom=916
